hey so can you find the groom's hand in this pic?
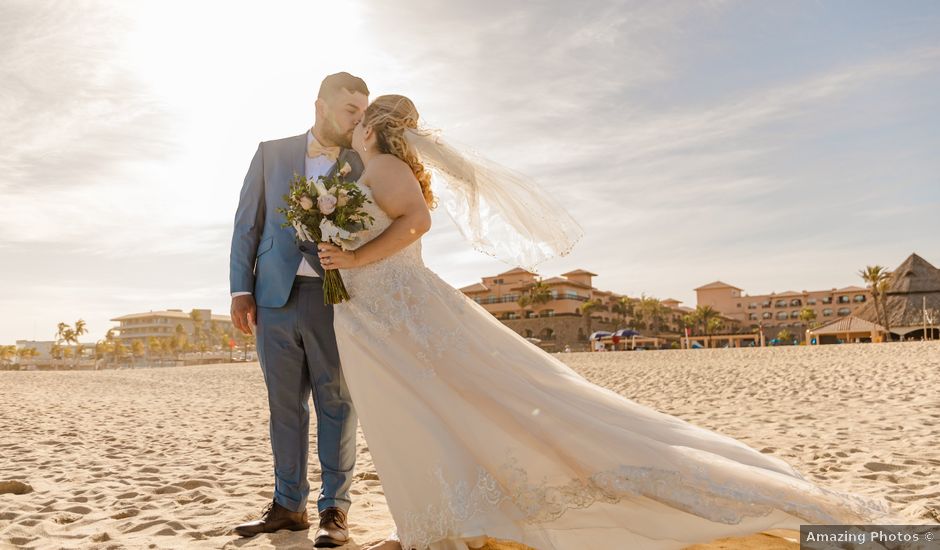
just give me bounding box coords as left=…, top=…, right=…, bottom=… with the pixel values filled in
left=231, top=294, right=257, bottom=335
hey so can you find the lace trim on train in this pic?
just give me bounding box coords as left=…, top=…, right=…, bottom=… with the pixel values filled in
left=396, top=452, right=894, bottom=550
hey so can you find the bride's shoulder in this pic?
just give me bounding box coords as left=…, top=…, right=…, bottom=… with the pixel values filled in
left=362, top=154, right=419, bottom=189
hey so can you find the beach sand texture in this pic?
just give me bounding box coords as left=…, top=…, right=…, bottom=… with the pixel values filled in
left=2, top=341, right=937, bottom=549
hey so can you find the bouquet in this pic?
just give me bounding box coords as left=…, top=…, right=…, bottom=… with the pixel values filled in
left=277, top=164, right=374, bottom=304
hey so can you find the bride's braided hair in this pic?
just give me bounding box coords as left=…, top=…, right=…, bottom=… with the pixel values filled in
left=363, top=95, right=437, bottom=209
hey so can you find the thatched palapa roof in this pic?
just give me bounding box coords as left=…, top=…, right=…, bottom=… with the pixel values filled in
left=855, top=253, right=940, bottom=328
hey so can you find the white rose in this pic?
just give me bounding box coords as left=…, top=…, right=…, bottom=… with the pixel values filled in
left=339, top=162, right=352, bottom=176
left=318, top=194, right=338, bottom=215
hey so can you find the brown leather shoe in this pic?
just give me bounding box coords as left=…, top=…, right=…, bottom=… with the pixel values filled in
left=233, top=498, right=310, bottom=537
left=314, top=507, right=349, bottom=548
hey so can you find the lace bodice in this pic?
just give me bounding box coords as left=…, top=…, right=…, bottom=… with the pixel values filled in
left=342, top=180, right=425, bottom=270
left=334, top=181, right=471, bottom=378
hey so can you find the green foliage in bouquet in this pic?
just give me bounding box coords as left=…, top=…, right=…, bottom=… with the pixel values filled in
left=277, top=171, right=374, bottom=304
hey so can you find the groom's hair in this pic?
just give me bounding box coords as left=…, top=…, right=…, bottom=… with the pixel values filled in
left=318, top=72, right=369, bottom=100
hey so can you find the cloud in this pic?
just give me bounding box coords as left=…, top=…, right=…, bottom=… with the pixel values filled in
left=0, top=2, right=179, bottom=194
left=2, top=0, right=939, bottom=343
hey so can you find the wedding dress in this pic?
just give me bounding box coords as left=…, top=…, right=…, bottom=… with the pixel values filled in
left=332, top=181, right=898, bottom=550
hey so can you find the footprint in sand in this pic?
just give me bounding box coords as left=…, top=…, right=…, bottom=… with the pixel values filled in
left=89, top=532, right=111, bottom=542
left=110, top=508, right=139, bottom=519
left=53, top=511, right=83, bottom=524
left=864, top=462, right=906, bottom=472
left=0, top=480, right=33, bottom=495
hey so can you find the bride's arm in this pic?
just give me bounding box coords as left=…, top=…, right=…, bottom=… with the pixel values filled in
left=318, top=155, right=431, bottom=269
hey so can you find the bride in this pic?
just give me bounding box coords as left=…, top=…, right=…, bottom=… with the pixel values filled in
left=314, top=95, right=900, bottom=550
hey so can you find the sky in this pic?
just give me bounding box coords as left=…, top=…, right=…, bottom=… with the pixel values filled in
left=1, top=0, right=938, bottom=344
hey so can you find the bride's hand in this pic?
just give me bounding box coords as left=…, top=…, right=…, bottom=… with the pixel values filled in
left=317, top=243, right=358, bottom=269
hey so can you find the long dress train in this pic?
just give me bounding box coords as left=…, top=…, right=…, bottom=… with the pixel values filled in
left=332, top=181, right=900, bottom=550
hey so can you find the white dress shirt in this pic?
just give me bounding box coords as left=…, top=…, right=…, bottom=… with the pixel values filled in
left=232, top=129, right=335, bottom=298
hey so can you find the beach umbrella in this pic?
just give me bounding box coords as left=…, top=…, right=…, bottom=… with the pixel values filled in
left=589, top=331, right=613, bottom=341
left=612, top=329, right=641, bottom=337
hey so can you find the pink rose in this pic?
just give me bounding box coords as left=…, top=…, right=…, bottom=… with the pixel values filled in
left=299, top=195, right=314, bottom=211
left=318, top=194, right=338, bottom=215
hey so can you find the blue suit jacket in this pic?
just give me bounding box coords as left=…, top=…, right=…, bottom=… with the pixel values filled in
left=229, top=132, right=364, bottom=308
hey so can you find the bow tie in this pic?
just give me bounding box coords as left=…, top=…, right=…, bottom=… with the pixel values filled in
left=307, top=135, right=341, bottom=161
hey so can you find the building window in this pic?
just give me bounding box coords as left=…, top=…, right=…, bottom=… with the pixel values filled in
left=853, top=295, right=866, bottom=303
left=748, top=313, right=758, bottom=320
left=837, top=308, right=851, bottom=316
left=540, top=328, right=555, bottom=340
left=761, top=300, right=771, bottom=308
left=822, top=297, right=833, bottom=304
left=540, top=310, right=555, bottom=318
left=747, top=302, right=757, bottom=309
left=790, top=311, right=800, bottom=319
left=775, top=299, right=787, bottom=308
left=776, top=312, right=788, bottom=320
left=736, top=303, right=742, bottom=308
left=807, top=298, right=817, bottom=305
left=837, top=296, right=850, bottom=304
left=823, top=308, right=833, bottom=317
left=789, top=299, right=802, bottom=307
left=524, top=329, right=533, bottom=338
left=762, top=312, right=773, bottom=319
left=493, top=278, right=504, bottom=284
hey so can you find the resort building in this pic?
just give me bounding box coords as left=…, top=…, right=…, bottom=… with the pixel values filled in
left=110, top=309, right=234, bottom=346
left=14, top=340, right=56, bottom=361
left=694, top=281, right=872, bottom=336
left=11, top=340, right=94, bottom=365
left=460, top=267, right=697, bottom=351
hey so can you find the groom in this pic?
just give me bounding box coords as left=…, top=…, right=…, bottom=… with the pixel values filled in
left=229, top=72, right=369, bottom=547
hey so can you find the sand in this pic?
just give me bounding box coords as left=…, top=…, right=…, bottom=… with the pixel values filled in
left=1, top=341, right=937, bottom=549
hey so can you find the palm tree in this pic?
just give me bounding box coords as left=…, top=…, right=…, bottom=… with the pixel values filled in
left=517, top=278, right=552, bottom=318
left=706, top=317, right=724, bottom=336
left=115, top=341, right=129, bottom=363
left=147, top=336, right=164, bottom=361
left=876, top=277, right=892, bottom=337
left=580, top=298, right=606, bottom=338
left=172, top=324, right=187, bottom=360
left=693, top=305, right=720, bottom=336
left=94, top=340, right=111, bottom=370
left=189, top=309, right=206, bottom=349
left=637, top=295, right=668, bottom=335
left=56, top=319, right=88, bottom=368
left=859, top=265, right=891, bottom=339
left=610, top=296, right=636, bottom=328
left=15, top=347, right=36, bottom=366
left=131, top=340, right=146, bottom=362
left=0, top=346, right=15, bottom=366
left=799, top=307, right=817, bottom=329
